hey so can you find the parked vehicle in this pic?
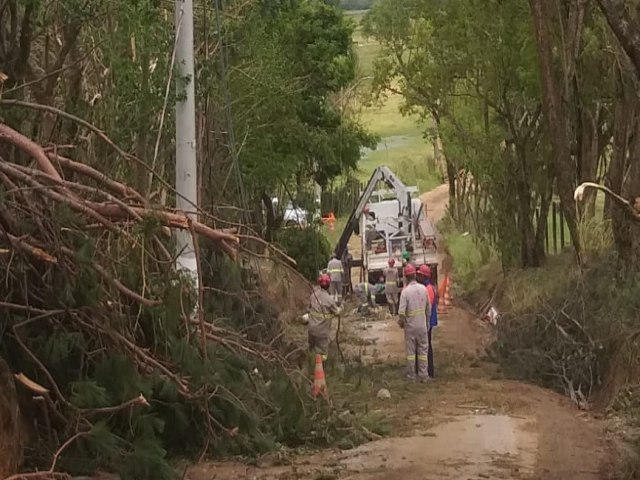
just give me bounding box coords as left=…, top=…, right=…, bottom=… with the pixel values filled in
left=334, top=166, right=438, bottom=302
left=283, top=202, right=308, bottom=227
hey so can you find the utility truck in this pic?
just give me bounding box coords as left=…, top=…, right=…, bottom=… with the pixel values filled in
left=334, top=166, right=439, bottom=302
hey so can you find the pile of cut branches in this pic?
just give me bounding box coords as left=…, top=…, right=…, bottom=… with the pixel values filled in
left=492, top=256, right=640, bottom=410
left=0, top=121, right=322, bottom=480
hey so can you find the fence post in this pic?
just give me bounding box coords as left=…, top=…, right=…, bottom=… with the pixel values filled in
left=559, top=206, right=565, bottom=249
left=536, top=208, right=547, bottom=254
left=543, top=208, right=550, bottom=254
left=552, top=201, right=558, bottom=254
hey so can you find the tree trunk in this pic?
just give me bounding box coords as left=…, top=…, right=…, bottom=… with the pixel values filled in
left=445, top=157, right=457, bottom=223
left=433, top=136, right=441, bottom=176
left=535, top=183, right=553, bottom=261
left=614, top=118, right=640, bottom=271
left=136, top=50, right=151, bottom=195
left=605, top=69, right=633, bottom=221
left=261, top=191, right=276, bottom=242
left=514, top=143, right=541, bottom=268
left=595, top=0, right=640, bottom=271
left=577, top=107, right=601, bottom=218
left=530, top=0, right=582, bottom=263
left=596, top=0, right=640, bottom=80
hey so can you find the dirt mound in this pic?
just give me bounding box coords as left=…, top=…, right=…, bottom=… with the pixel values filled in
left=255, top=256, right=312, bottom=324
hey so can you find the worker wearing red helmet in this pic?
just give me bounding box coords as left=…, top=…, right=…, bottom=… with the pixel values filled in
left=397, top=263, right=430, bottom=381
left=384, top=257, right=399, bottom=315
left=417, top=264, right=438, bottom=378
left=308, top=273, right=341, bottom=364
left=417, top=264, right=438, bottom=314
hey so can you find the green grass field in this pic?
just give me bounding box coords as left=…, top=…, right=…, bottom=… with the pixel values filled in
left=321, top=10, right=441, bottom=246
left=345, top=10, right=441, bottom=191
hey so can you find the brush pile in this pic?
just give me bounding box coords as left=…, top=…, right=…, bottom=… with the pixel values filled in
left=492, top=256, right=640, bottom=411
left=0, top=121, right=320, bottom=480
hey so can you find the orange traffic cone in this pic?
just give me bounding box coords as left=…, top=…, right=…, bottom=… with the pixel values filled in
left=444, top=276, right=453, bottom=306
left=311, top=354, right=328, bottom=398
left=438, top=275, right=449, bottom=315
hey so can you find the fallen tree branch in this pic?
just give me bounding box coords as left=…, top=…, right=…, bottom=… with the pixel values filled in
left=48, top=152, right=146, bottom=203
left=49, top=431, right=91, bottom=472
left=0, top=162, right=121, bottom=234
left=574, top=182, right=640, bottom=220
left=3, top=473, right=71, bottom=480
left=0, top=231, right=58, bottom=263
left=0, top=123, right=62, bottom=181
left=0, top=122, right=312, bottom=478
left=82, top=393, right=149, bottom=416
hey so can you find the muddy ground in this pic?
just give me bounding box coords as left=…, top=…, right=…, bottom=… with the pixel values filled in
left=189, top=184, right=614, bottom=480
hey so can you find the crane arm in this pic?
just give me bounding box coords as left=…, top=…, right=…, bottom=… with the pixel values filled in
left=334, top=166, right=412, bottom=259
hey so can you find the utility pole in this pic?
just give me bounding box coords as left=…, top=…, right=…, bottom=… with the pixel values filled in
left=175, top=0, right=199, bottom=284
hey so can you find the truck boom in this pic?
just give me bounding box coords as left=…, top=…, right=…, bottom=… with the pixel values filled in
left=334, top=166, right=412, bottom=259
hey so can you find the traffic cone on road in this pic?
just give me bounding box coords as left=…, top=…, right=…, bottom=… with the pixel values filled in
left=444, top=276, right=453, bottom=306
left=311, top=354, right=328, bottom=398
left=438, top=275, right=449, bottom=315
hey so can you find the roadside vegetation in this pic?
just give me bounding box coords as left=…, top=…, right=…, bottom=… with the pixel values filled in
left=359, top=0, right=640, bottom=474
left=341, top=10, right=441, bottom=200
left=441, top=207, right=640, bottom=474
left=3, top=0, right=640, bottom=478
left=0, top=1, right=376, bottom=478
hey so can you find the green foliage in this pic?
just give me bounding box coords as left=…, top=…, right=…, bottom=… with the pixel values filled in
left=275, top=227, right=332, bottom=281
left=339, top=0, right=374, bottom=10
left=0, top=221, right=358, bottom=480
left=70, top=381, right=111, bottom=409
left=222, top=0, right=376, bottom=198
left=0, top=0, right=399, bottom=476
left=440, top=217, right=494, bottom=292
left=362, top=0, right=556, bottom=268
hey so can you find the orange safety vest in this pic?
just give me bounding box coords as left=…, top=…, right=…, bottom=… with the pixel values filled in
left=425, top=283, right=436, bottom=305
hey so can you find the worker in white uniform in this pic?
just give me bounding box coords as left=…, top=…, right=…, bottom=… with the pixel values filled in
left=384, top=257, right=399, bottom=315
left=326, top=255, right=344, bottom=302
left=397, top=263, right=430, bottom=381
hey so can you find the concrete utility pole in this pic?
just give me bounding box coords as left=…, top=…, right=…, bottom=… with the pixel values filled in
left=175, top=0, right=199, bottom=283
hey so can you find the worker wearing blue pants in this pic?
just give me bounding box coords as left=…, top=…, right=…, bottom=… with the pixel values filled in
left=398, top=264, right=430, bottom=381
left=418, top=264, right=438, bottom=378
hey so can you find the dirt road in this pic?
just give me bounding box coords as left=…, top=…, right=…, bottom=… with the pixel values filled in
left=189, top=184, right=612, bottom=480
left=421, top=183, right=449, bottom=225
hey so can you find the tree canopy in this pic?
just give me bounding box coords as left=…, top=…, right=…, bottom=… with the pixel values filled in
left=364, top=0, right=640, bottom=270
left=0, top=0, right=374, bottom=477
